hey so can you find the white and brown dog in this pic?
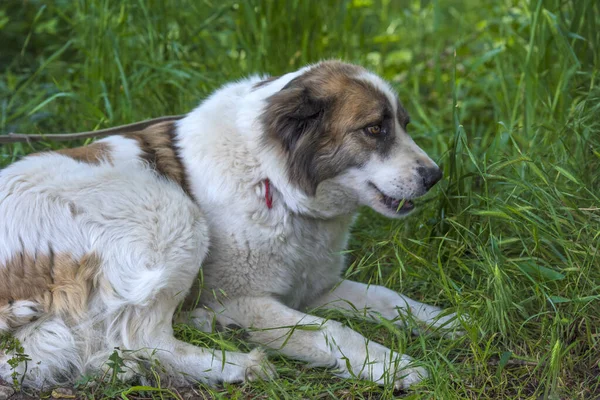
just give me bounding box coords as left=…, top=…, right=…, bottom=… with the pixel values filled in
left=0, top=61, right=462, bottom=390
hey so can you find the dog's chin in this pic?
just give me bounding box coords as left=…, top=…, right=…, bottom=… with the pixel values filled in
left=366, top=183, right=416, bottom=219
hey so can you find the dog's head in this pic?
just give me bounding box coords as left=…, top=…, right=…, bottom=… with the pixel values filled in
left=261, top=61, right=441, bottom=218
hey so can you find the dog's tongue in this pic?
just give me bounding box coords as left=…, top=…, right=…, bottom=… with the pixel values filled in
left=382, top=192, right=414, bottom=212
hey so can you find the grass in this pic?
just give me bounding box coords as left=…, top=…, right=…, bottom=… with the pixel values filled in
left=1, top=0, right=599, bottom=398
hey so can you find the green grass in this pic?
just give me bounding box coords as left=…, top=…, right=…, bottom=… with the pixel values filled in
left=1, top=0, right=599, bottom=398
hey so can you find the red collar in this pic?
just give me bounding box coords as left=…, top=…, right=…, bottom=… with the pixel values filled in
left=264, top=178, right=273, bottom=209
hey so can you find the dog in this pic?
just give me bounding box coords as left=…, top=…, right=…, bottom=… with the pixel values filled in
left=0, top=60, right=461, bottom=390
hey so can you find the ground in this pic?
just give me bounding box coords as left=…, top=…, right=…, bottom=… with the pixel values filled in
left=0, top=0, right=599, bottom=399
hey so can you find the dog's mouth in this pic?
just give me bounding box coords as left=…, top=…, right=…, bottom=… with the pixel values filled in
left=369, top=183, right=415, bottom=214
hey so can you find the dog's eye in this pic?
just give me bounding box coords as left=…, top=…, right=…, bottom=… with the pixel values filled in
left=365, top=125, right=383, bottom=136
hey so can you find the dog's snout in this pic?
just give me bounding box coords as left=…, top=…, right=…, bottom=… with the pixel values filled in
left=417, top=166, right=443, bottom=191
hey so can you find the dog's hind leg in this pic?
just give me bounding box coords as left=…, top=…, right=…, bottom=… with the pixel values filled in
left=306, top=280, right=465, bottom=338
left=133, top=325, right=276, bottom=386
left=212, top=296, right=427, bottom=389
left=86, top=178, right=276, bottom=386
left=80, top=297, right=277, bottom=387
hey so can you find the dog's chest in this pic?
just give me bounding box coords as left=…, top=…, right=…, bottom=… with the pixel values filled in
left=272, top=215, right=351, bottom=308
left=202, top=211, right=353, bottom=309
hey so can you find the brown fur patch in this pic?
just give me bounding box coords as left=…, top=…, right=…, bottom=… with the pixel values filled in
left=55, top=142, right=112, bottom=164
left=125, top=121, right=191, bottom=196
left=34, top=121, right=190, bottom=197
left=0, top=251, right=101, bottom=327
left=262, top=61, right=403, bottom=194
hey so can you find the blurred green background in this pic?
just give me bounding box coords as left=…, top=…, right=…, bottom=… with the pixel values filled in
left=1, top=1, right=599, bottom=399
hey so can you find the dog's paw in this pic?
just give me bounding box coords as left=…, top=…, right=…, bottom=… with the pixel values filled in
left=175, top=308, right=216, bottom=332
left=435, top=311, right=469, bottom=339
left=380, top=353, right=428, bottom=390
left=216, top=348, right=277, bottom=385
left=392, top=364, right=428, bottom=390
left=177, top=307, right=243, bottom=335
left=406, top=305, right=468, bottom=339
left=347, top=351, right=428, bottom=389
left=243, top=348, right=278, bottom=382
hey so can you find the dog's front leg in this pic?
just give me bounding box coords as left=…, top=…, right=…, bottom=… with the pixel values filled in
left=211, top=297, right=427, bottom=389
left=306, top=280, right=465, bottom=338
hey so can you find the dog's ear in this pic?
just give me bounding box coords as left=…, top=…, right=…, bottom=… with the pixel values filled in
left=272, top=86, right=326, bottom=152
left=280, top=79, right=325, bottom=120
left=262, top=78, right=328, bottom=195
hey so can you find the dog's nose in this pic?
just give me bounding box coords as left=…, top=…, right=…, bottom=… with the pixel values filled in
left=417, top=166, right=443, bottom=191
